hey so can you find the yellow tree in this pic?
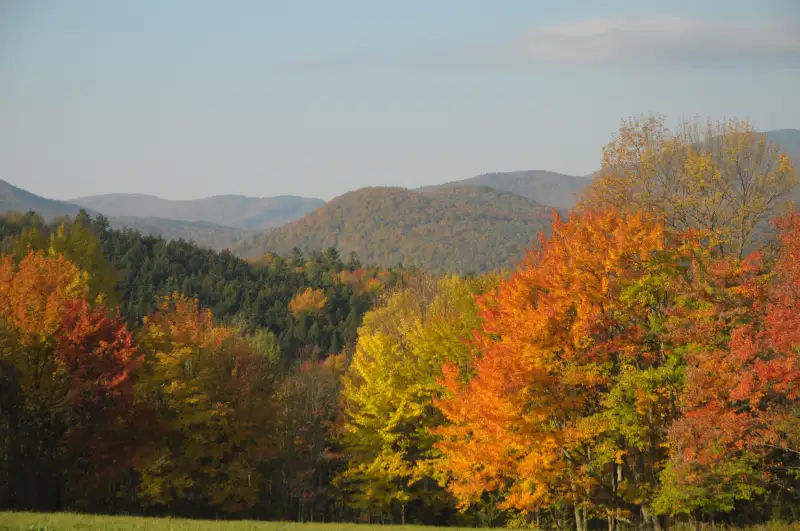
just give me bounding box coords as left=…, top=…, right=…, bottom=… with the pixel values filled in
left=47, top=220, right=119, bottom=305
left=337, top=274, right=497, bottom=524
left=580, top=115, right=797, bottom=258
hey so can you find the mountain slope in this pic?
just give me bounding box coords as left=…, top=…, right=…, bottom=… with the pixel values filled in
left=0, top=179, right=85, bottom=219
left=71, top=193, right=325, bottom=230
left=236, top=185, right=560, bottom=274
left=423, top=170, right=591, bottom=209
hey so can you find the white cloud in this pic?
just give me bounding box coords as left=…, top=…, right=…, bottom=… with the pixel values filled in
left=525, top=16, right=800, bottom=66
left=274, top=15, right=800, bottom=75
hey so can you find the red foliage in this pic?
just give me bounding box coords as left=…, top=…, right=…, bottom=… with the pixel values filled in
left=58, top=299, right=140, bottom=408
left=57, top=299, right=144, bottom=473
left=669, top=211, right=800, bottom=476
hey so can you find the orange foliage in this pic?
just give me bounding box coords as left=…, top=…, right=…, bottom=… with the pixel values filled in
left=289, top=287, right=327, bottom=318
left=0, top=250, right=141, bottom=480
left=0, top=251, right=88, bottom=342
left=435, top=208, right=668, bottom=512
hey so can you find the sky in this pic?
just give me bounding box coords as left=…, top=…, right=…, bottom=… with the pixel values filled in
left=1, top=0, right=799, bottom=201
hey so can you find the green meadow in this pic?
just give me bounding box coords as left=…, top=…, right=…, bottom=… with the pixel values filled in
left=3, top=513, right=800, bottom=531
left=0, top=513, right=463, bottom=531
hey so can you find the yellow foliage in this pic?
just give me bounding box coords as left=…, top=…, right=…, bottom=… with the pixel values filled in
left=135, top=293, right=271, bottom=513
left=336, top=274, right=493, bottom=514
left=580, top=115, right=797, bottom=258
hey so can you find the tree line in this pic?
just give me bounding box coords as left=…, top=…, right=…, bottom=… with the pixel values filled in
left=1, top=116, right=799, bottom=530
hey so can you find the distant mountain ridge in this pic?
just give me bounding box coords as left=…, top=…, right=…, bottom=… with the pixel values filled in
left=766, top=129, right=800, bottom=159
left=423, top=169, right=591, bottom=209
left=70, top=193, right=325, bottom=231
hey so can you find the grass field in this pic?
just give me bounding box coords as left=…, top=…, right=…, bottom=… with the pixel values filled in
left=0, top=512, right=463, bottom=531
left=2, top=513, right=800, bottom=531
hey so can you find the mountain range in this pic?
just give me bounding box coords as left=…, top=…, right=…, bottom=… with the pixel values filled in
left=70, top=193, right=324, bottom=231
left=0, top=179, right=256, bottom=249
left=2, top=128, right=798, bottom=273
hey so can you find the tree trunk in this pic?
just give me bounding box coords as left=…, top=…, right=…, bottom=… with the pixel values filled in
left=641, top=505, right=666, bottom=531
left=641, top=505, right=651, bottom=530
left=575, top=506, right=588, bottom=531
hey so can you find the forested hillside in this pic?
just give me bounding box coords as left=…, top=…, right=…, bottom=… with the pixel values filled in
left=0, top=179, right=85, bottom=219
left=237, top=185, right=559, bottom=274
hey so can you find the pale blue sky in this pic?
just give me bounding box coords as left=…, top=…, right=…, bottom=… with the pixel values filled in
left=1, top=0, right=799, bottom=201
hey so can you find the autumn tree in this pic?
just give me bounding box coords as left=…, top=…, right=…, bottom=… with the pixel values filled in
left=0, top=251, right=138, bottom=510
left=48, top=218, right=119, bottom=305
left=580, top=115, right=797, bottom=258
left=289, top=288, right=328, bottom=318
left=435, top=209, right=703, bottom=530
left=11, top=217, right=118, bottom=305
left=134, top=294, right=273, bottom=515
left=337, top=274, right=497, bottom=524
left=657, top=211, right=800, bottom=518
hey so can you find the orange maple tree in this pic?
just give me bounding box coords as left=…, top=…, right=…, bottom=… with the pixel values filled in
left=434, top=208, right=694, bottom=528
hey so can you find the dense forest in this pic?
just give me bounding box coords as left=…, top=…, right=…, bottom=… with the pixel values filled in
left=2, top=116, right=800, bottom=530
